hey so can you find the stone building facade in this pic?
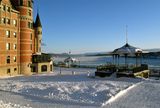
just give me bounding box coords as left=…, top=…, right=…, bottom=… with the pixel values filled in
left=0, top=0, right=53, bottom=76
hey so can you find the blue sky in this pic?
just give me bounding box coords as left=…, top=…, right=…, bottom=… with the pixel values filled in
left=34, top=0, right=160, bottom=54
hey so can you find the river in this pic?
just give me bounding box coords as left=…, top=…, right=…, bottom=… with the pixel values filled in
left=53, top=56, right=160, bottom=69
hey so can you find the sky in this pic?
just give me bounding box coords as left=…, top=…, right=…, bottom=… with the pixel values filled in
left=34, top=0, right=160, bottom=54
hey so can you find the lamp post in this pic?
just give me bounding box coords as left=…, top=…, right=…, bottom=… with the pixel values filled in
left=124, top=54, right=128, bottom=67
left=60, top=66, right=62, bottom=75
left=79, top=61, right=80, bottom=68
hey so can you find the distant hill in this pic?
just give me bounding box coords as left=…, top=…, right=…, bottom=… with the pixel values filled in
left=143, top=48, right=160, bottom=52
left=49, top=53, right=85, bottom=57
left=49, top=48, right=160, bottom=57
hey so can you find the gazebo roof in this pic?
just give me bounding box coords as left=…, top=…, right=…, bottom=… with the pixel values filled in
left=112, top=43, right=142, bottom=55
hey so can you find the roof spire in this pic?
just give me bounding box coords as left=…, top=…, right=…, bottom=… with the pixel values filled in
left=126, top=25, right=128, bottom=44
left=34, top=0, right=42, bottom=27
left=34, top=12, right=42, bottom=27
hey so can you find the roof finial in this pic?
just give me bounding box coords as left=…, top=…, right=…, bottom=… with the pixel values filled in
left=126, top=25, right=128, bottom=44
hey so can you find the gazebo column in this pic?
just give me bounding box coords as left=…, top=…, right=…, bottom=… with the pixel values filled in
left=140, top=53, right=142, bottom=65
left=135, top=53, right=138, bottom=67
left=116, top=54, right=119, bottom=66
left=117, top=54, right=120, bottom=66
left=112, top=55, right=114, bottom=64
left=112, top=54, right=115, bottom=65
left=135, top=52, right=142, bottom=67
left=115, top=55, right=117, bottom=65
left=124, top=54, right=128, bottom=69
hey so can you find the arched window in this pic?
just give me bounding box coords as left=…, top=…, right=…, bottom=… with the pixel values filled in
left=50, top=65, right=52, bottom=71
left=41, top=65, right=47, bottom=72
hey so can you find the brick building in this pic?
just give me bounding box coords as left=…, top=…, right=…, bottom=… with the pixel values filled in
left=0, top=0, right=53, bottom=76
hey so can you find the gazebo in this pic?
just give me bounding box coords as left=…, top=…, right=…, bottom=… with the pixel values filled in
left=95, top=26, right=149, bottom=78
left=112, top=43, right=143, bottom=67
left=95, top=42, right=149, bottom=78
left=64, top=57, right=78, bottom=67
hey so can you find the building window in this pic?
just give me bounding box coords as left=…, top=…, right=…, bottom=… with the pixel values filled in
left=20, top=0, right=23, bottom=6
left=7, top=69, right=10, bottom=74
left=31, top=44, right=32, bottom=50
left=2, top=18, right=5, bottom=24
left=6, top=6, right=10, bottom=12
left=13, top=56, right=16, bottom=62
left=6, top=30, right=10, bottom=37
left=28, top=22, right=32, bottom=28
left=6, top=18, right=10, bottom=24
left=2, top=5, right=5, bottom=11
left=28, top=10, right=31, bottom=16
left=28, top=1, right=32, bottom=7
left=14, top=68, right=17, bottom=72
left=13, top=20, right=17, bottom=26
left=13, top=44, right=17, bottom=50
left=7, top=56, right=10, bottom=64
left=13, top=32, right=17, bottom=38
left=28, top=22, right=30, bottom=28
left=30, top=34, right=32, bottom=40
left=41, top=65, right=47, bottom=72
left=38, top=31, right=41, bottom=35
left=6, top=43, right=10, bottom=50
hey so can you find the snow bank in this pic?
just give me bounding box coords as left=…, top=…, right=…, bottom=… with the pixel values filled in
left=103, top=82, right=142, bottom=106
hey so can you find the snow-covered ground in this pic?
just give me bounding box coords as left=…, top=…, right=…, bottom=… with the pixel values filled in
left=0, top=67, right=159, bottom=108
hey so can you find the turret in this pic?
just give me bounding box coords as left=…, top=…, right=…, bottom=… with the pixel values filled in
left=34, top=13, right=42, bottom=54
left=11, top=0, right=34, bottom=75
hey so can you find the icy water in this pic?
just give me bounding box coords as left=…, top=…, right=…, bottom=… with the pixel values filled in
left=53, top=56, right=160, bottom=69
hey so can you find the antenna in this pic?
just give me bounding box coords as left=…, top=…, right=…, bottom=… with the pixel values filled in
left=126, top=25, right=128, bottom=44
left=37, top=0, right=39, bottom=14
